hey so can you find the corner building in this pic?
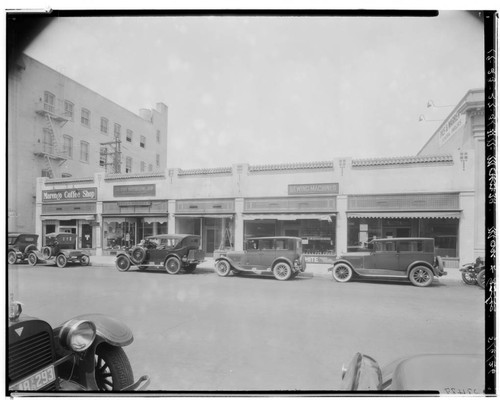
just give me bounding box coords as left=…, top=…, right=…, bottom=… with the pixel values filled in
left=35, top=89, right=485, bottom=266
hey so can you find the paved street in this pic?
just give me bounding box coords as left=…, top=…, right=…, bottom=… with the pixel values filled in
left=8, top=259, right=485, bottom=392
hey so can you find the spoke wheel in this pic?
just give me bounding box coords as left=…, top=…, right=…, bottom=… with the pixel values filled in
left=476, top=270, right=486, bottom=289
left=28, top=252, right=38, bottom=266
left=165, top=257, right=181, bottom=274
left=333, top=263, right=353, bottom=283
left=273, top=262, right=292, bottom=281
left=56, top=254, right=67, bottom=268
left=115, top=255, right=131, bottom=272
left=461, top=271, right=477, bottom=285
left=8, top=251, right=17, bottom=265
left=215, top=260, right=231, bottom=277
left=80, top=255, right=90, bottom=266
left=94, top=344, right=134, bottom=391
left=409, top=266, right=433, bottom=287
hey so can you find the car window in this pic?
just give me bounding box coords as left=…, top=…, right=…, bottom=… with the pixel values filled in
left=247, top=240, right=258, bottom=250
left=375, top=241, right=396, bottom=252
left=24, top=237, right=36, bottom=242
left=398, top=241, right=423, bottom=252
left=275, top=239, right=287, bottom=250
left=259, top=239, right=273, bottom=250
left=8, top=237, right=17, bottom=245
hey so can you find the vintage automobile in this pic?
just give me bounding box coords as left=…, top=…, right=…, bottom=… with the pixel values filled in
left=29, top=233, right=90, bottom=268
left=8, top=300, right=149, bottom=392
left=8, top=233, right=39, bottom=265
left=328, top=238, right=446, bottom=287
left=340, top=352, right=484, bottom=393
left=115, top=234, right=205, bottom=274
left=214, top=236, right=306, bottom=281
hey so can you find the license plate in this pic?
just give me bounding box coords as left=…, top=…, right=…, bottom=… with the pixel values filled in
left=10, top=364, right=56, bottom=391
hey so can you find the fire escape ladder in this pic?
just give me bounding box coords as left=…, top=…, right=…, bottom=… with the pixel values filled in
left=44, top=155, right=55, bottom=178
left=45, top=114, right=61, bottom=155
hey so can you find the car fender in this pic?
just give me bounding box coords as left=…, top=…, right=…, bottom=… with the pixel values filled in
left=214, top=255, right=233, bottom=267
left=328, top=259, right=355, bottom=272
left=406, top=260, right=436, bottom=276
left=272, top=256, right=293, bottom=268
left=165, top=253, right=182, bottom=263
left=30, top=249, right=45, bottom=258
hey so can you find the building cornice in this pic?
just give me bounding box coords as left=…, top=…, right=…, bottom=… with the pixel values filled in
left=45, top=177, right=95, bottom=184
left=104, top=172, right=166, bottom=181
left=352, top=154, right=453, bottom=168
left=178, top=167, right=233, bottom=176
left=249, top=161, right=334, bottom=173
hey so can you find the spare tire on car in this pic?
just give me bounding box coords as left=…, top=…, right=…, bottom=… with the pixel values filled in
left=130, top=246, right=147, bottom=264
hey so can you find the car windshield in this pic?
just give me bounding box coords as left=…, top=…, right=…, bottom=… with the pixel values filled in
left=8, top=237, right=17, bottom=245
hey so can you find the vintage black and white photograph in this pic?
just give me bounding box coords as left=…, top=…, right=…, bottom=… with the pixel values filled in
left=5, top=5, right=496, bottom=395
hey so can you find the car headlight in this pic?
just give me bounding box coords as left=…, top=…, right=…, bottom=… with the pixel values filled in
left=60, top=320, right=97, bottom=352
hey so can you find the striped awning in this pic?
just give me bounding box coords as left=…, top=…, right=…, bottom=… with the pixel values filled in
left=243, top=214, right=334, bottom=221
left=347, top=211, right=461, bottom=219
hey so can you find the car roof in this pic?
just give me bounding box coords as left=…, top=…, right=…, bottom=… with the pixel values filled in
left=146, top=234, right=199, bottom=240
left=246, top=236, right=301, bottom=240
left=8, top=232, right=38, bottom=237
left=46, top=232, right=77, bottom=237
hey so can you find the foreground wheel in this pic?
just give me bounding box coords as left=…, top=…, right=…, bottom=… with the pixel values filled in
left=215, top=260, right=231, bottom=277
left=461, top=271, right=477, bottom=285
left=476, top=270, right=486, bottom=289
left=183, top=264, right=197, bottom=273
left=409, top=265, right=433, bottom=287
left=165, top=257, right=181, bottom=274
left=332, top=263, right=353, bottom=283
left=130, top=247, right=146, bottom=264
left=115, top=255, right=131, bottom=272
left=27, top=252, right=38, bottom=266
left=8, top=251, right=17, bottom=265
left=80, top=255, right=90, bottom=266
left=56, top=254, right=67, bottom=268
left=94, top=344, right=134, bottom=391
left=273, top=262, right=292, bottom=281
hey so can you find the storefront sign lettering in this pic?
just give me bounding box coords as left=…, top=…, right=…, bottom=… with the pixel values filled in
left=438, top=113, right=466, bottom=147
left=114, top=184, right=156, bottom=197
left=304, top=255, right=336, bottom=264
left=288, top=183, right=339, bottom=195
left=42, top=188, right=97, bottom=202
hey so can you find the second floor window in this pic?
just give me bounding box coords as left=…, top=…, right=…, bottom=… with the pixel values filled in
left=156, top=130, right=161, bottom=143
left=140, top=135, right=146, bottom=148
left=140, top=161, right=146, bottom=172
left=64, top=101, right=74, bottom=120
left=156, top=154, right=160, bottom=168
left=43, top=129, right=53, bottom=154
left=63, top=135, right=73, bottom=158
left=101, top=117, right=108, bottom=134
left=126, top=156, right=132, bottom=173
left=80, top=141, right=89, bottom=163
left=126, top=129, right=133, bottom=143
left=81, top=108, right=90, bottom=127
left=148, top=163, right=153, bottom=172
left=44, top=91, right=55, bottom=113
left=114, top=123, right=121, bottom=139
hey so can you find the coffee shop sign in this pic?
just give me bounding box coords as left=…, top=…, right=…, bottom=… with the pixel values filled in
left=42, top=188, right=97, bottom=202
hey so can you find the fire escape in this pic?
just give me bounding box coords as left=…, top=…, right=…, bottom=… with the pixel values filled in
left=100, top=136, right=122, bottom=173
left=34, top=100, right=69, bottom=178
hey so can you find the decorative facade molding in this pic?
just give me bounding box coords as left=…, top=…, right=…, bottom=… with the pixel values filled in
left=177, top=167, right=233, bottom=176
left=249, top=161, right=334, bottom=173
left=352, top=154, right=453, bottom=168
left=45, top=176, right=95, bottom=184
left=104, top=172, right=166, bottom=181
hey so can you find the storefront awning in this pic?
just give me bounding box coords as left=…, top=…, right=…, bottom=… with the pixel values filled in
left=175, top=214, right=234, bottom=219
left=243, top=214, right=334, bottom=221
left=143, top=217, right=168, bottom=224
left=347, top=211, right=461, bottom=219
left=41, top=215, right=95, bottom=221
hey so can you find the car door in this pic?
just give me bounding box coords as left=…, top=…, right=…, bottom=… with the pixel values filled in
left=257, top=238, right=276, bottom=270
left=371, top=240, right=399, bottom=270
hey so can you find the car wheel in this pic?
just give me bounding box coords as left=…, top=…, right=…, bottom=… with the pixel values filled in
left=165, top=257, right=181, bottom=274
left=332, top=263, right=353, bottom=283
left=7, top=251, right=17, bottom=265
left=80, top=255, right=90, bottom=266
left=273, top=262, right=292, bottom=281
left=115, top=255, right=131, bottom=272
left=94, top=343, right=134, bottom=391
left=215, top=260, right=231, bottom=277
left=27, top=252, right=38, bottom=266
left=461, top=271, right=477, bottom=285
left=409, top=265, right=433, bottom=287
left=56, top=254, right=67, bottom=268
left=130, top=247, right=146, bottom=264
left=183, top=263, right=197, bottom=273
left=476, top=270, right=486, bottom=289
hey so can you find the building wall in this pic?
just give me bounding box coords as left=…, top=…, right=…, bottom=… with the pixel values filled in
left=8, top=54, right=168, bottom=232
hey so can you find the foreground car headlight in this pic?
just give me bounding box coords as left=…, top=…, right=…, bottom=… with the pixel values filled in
left=60, top=320, right=97, bottom=352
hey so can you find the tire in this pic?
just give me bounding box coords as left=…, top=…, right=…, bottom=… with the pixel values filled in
left=409, top=265, right=433, bottom=287
left=332, top=263, right=353, bottom=283
left=183, top=263, right=197, bottom=274
left=115, top=255, right=131, bottom=272
left=41, top=246, right=52, bottom=259
left=215, top=260, right=231, bottom=277
left=27, top=252, right=38, bottom=266
left=273, top=262, right=292, bottom=281
left=80, top=255, right=90, bottom=266
left=94, top=343, right=134, bottom=391
left=165, top=257, right=181, bottom=274
left=56, top=254, right=67, bottom=268
left=461, top=271, right=477, bottom=285
left=24, top=244, right=37, bottom=255
left=7, top=251, right=17, bottom=265
left=130, top=247, right=147, bottom=264
left=476, top=270, right=486, bottom=289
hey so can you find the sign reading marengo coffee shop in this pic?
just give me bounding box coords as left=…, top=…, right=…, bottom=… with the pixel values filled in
left=42, top=187, right=97, bottom=202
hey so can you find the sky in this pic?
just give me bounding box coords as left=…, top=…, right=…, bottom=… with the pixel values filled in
left=21, top=10, right=486, bottom=170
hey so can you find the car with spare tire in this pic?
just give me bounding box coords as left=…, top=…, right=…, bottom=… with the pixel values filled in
left=214, top=236, right=306, bottom=281
left=328, top=237, right=446, bottom=287
left=115, top=234, right=205, bottom=274
left=28, top=233, right=90, bottom=268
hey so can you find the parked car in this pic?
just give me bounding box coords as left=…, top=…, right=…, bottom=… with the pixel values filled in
left=328, top=238, right=446, bottom=287
left=115, top=234, right=205, bottom=274
left=8, top=233, right=39, bottom=265
left=339, top=352, right=484, bottom=393
left=214, top=236, right=306, bottom=281
left=28, top=233, right=90, bottom=268
left=8, top=300, right=149, bottom=392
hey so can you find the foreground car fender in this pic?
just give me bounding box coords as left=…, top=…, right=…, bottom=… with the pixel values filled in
left=327, top=259, right=355, bottom=272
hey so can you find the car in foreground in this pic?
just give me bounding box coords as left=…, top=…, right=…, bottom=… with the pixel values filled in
left=8, top=233, right=39, bottom=265
left=115, top=234, right=205, bottom=274
left=214, top=236, right=306, bottom=281
left=328, top=238, right=446, bottom=287
left=7, top=301, right=149, bottom=392
left=29, top=233, right=91, bottom=268
left=340, top=352, right=484, bottom=393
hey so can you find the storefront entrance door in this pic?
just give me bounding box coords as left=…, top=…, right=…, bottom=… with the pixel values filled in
left=81, top=224, right=92, bottom=248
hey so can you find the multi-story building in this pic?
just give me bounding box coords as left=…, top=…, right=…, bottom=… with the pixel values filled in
left=8, top=54, right=168, bottom=232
